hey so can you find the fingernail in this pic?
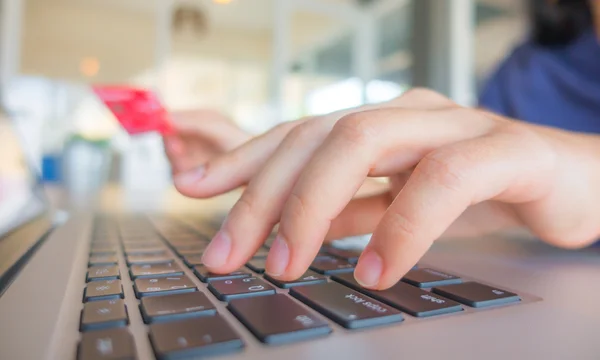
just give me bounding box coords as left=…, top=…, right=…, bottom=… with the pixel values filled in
left=201, top=230, right=231, bottom=268
left=266, top=235, right=289, bottom=277
left=354, top=249, right=383, bottom=288
left=174, top=166, right=205, bottom=187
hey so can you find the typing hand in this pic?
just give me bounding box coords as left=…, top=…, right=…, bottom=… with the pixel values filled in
left=163, top=109, right=250, bottom=181
left=175, top=89, right=600, bottom=290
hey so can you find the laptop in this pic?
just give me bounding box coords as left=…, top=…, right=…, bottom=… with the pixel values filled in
left=0, top=109, right=599, bottom=360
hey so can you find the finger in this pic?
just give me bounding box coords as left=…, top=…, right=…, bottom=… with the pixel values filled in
left=199, top=119, right=335, bottom=273
left=355, top=126, right=555, bottom=289
left=175, top=90, right=451, bottom=200
left=201, top=98, right=431, bottom=274
left=272, top=107, right=496, bottom=281
left=173, top=120, right=301, bottom=197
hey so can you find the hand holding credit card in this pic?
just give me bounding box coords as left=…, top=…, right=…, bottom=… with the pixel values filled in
left=93, top=85, right=174, bottom=135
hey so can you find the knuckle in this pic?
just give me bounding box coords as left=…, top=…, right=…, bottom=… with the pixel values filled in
left=235, top=191, right=260, bottom=216
left=332, top=112, right=379, bottom=147
left=282, top=120, right=322, bottom=148
left=394, top=88, right=454, bottom=107
left=285, top=192, right=309, bottom=220
left=385, top=211, right=418, bottom=243
left=416, top=149, right=467, bottom=192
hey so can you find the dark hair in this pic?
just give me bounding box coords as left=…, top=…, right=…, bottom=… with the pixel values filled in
left=529, top=0, right=593, bottom=47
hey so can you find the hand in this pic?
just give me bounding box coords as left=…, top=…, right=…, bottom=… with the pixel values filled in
left=163, top=110, right=250, bottom=183
left=175, top=89, right=600, bottom=290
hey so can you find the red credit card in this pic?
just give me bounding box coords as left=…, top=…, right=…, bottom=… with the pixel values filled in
left=92, top=85, right=174, bottom=135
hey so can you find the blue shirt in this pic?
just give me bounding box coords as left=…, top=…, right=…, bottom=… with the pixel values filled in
left=479, top=30, right=600, bottom=133
left=479, top=30, right=600, bottom=246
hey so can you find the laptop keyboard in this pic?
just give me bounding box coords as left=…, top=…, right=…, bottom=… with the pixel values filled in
left=77, top=215, right=523, bottom=360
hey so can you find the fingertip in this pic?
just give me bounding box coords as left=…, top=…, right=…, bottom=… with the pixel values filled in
left=265, top=235, right=290, bottom=277
left=174, top=166, right=206, bottom=188
left=354, top=248, right=384, bottom=289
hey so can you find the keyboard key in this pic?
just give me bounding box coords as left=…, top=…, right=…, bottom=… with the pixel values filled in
left=402, top=268, right=462, bottom=288
left=171, top=243, right=205, bottom=251
left=176, top=247, right=207, bottom=256
left=80, top=299, right=128, bottom=331
left=290, top=282, right=403, bottom=329
left=90, top=244, right=117, bottom=254
left=245, top=258, right=267, bottom=273
left=228, top=294, right=331, bottom=344
left=194, top=266, right=250, bottom=283
left=124, top=246, right=166, bottom=255
left=432, top=282, right=521, bottom=308
left=208, top=277, right=275, bottom=301
left=264, top=271, right=327, bottom=289
left=134, top=276, right=197, bottom=298
left=149, top=315, right=243, bottom=359
left=141, top=292, right=216, bottom=323
left=130, top=263, right=184, bottom=279
left=332, top=272, right=462, bottom=317
left=127, top=253, right=173, bottom=265
left=89, top=254, right=118, bottom=266
left=78, top=328, right=136, bottom=360
left=309, top=256, right=354, bottom=275
left=323, top=246, right=361, bottom=264
left=183, top=254, right=204, bottom=267
left=84, top=280, right=123, bottom=302
left=87, top=265, right=120, bottom=282
left=122, top=242, right=164, bottom=251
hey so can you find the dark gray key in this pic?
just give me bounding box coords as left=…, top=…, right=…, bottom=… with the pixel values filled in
left=194, top=266, right=250, bottom=283
left=183, top=254, right=204, bottom=267
left=134, top=276, right=197, bottom=298
left=78, top=328, right=136, bottom=360
left=89, top=254, right=118, bottom=266
left=309, top=256, right=354, bottom=275
left=124, top=246, right=166, bottom=255
left=149, top=315, right=243, bottom=360
left=171, top=242, right=206, bottom=251
left=402, top=268, right=462, bottom=288
left=176, top=247, right=206, bottom=256
left=80, top=299, right=128, bottom=331
left=290, top=282, right=403, bottom=329
left=228, top=294, right=331, bottom=344
left=84, top=280, right=123, bottom=302
left=122, top=242, right=164, bottom=251
left=90, top=244, right=118, bottom=254
left=332, top=272, right=463, bottom=317
left=87, top=265, right=120, bottom=282
left=264, top=271, right=327, bottom=289
left=245, top=258, right=267, bottom=273
left=208, top=277, right=275, bottom=301
left=432, top=282, right=521, bottom=308
left=323, top=247, right=361, bottom=264
left=168, top=240, right=204, bottom=249
left=121, top=236, right=161, bottom=244
left=127, top=253, right=173, bottom=265
left=130, top=263, right=184, bottom=279
left=141, top=292, right=216, bottom=323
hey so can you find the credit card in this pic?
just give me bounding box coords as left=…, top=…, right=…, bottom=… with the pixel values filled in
left=93, top=85, right=174, bottom=135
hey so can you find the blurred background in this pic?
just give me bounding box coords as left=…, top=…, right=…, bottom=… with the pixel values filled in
left=0, top=0, right=527, bottom=197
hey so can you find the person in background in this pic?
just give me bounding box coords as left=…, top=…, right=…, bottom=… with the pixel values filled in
left=480, top=0, right=600, bottom=132
left=164, top=0, right=600, bottom=291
